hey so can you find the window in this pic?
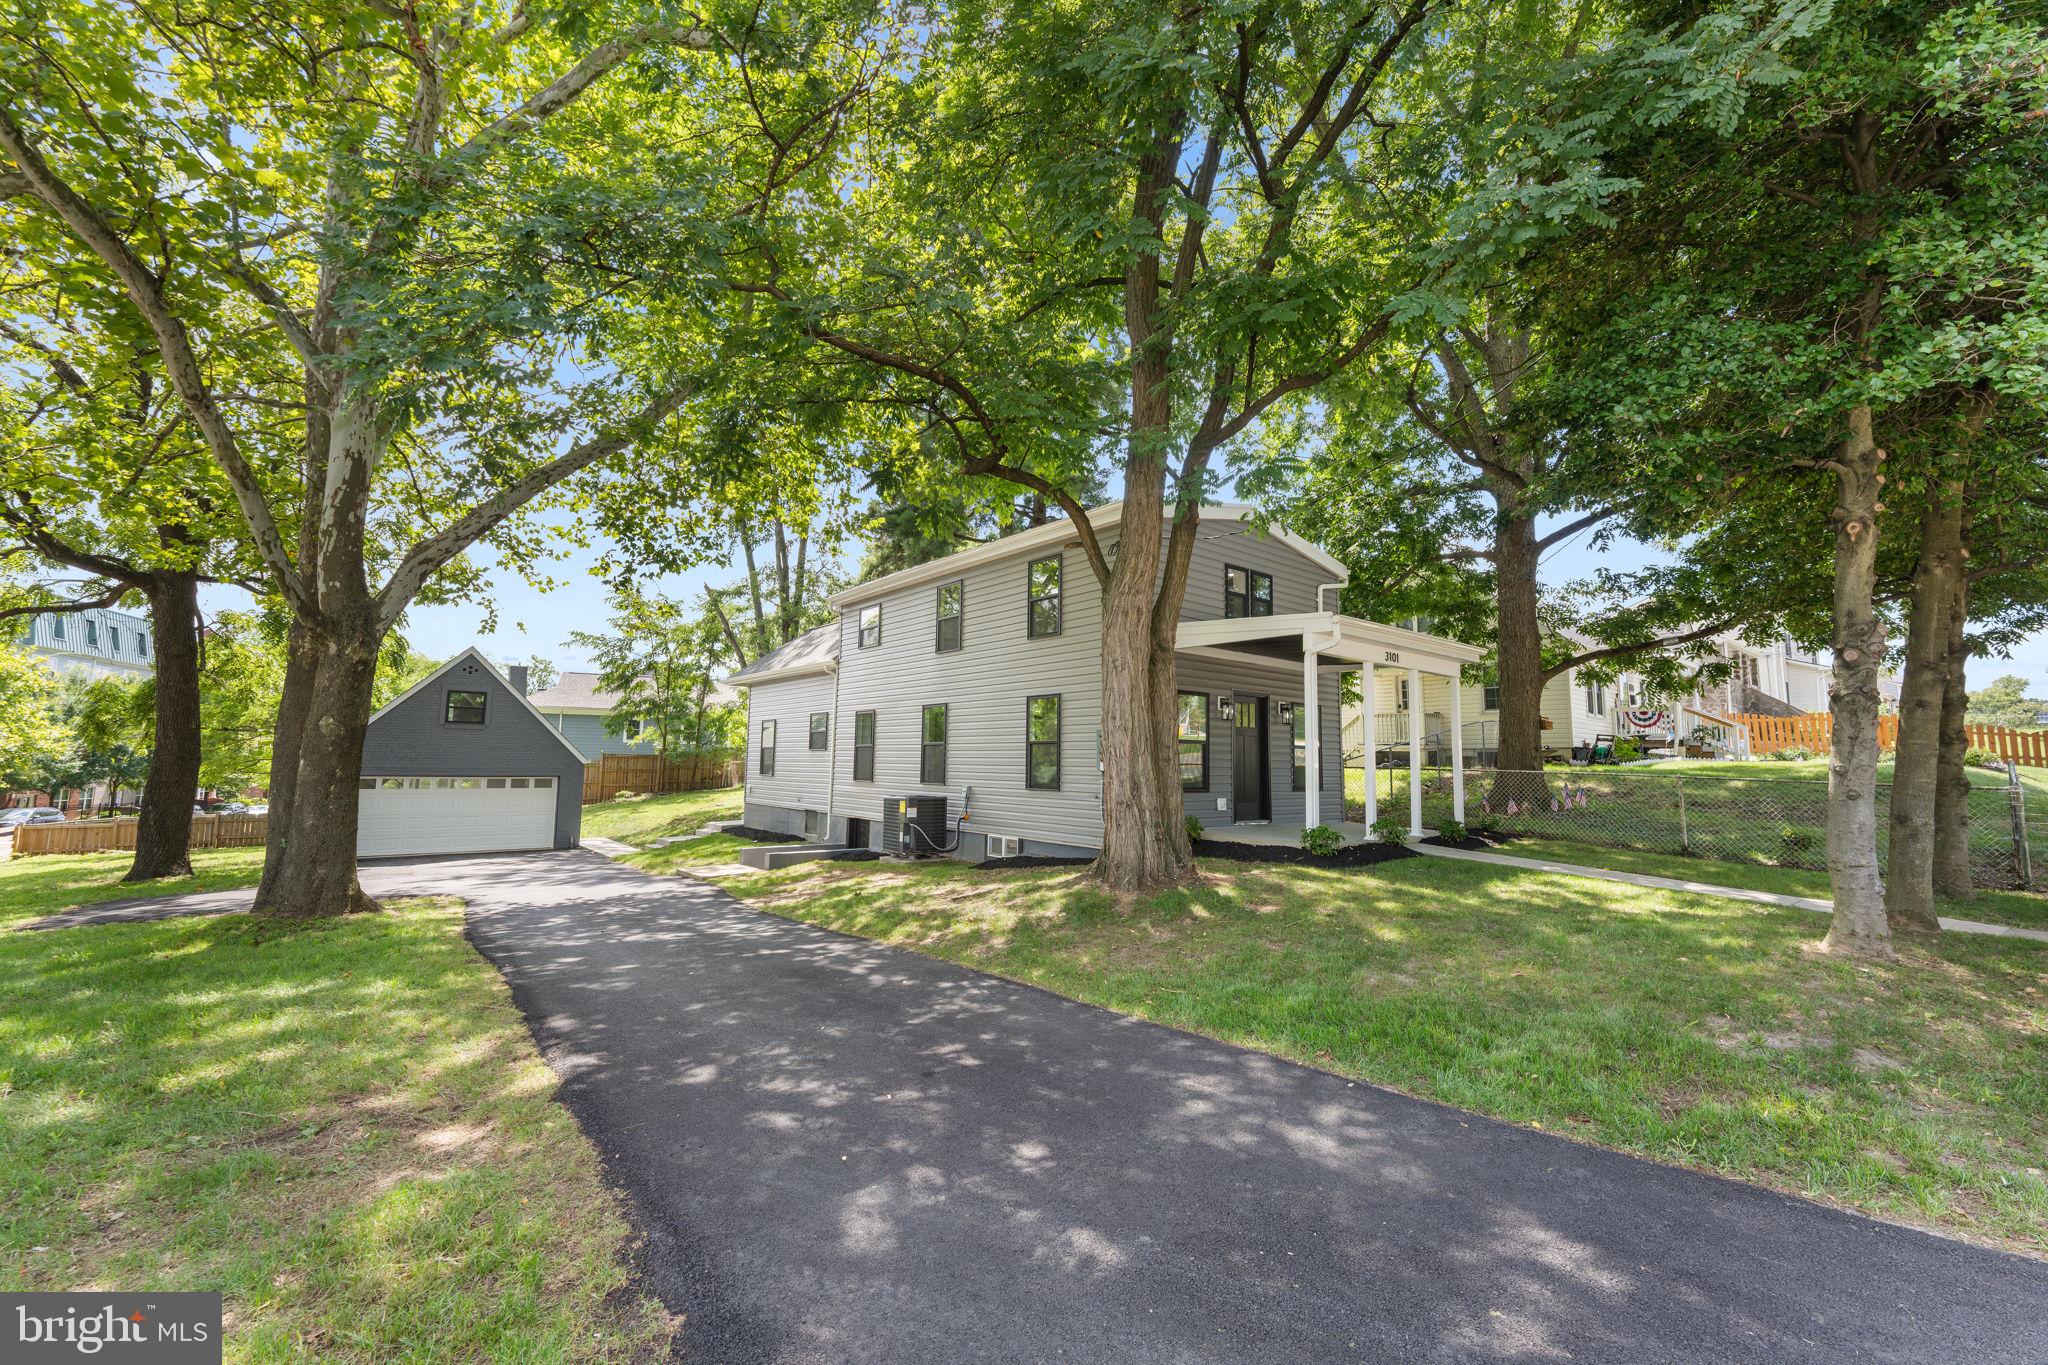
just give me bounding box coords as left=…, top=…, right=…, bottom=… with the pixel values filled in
left=759, top=719, right=777, bottom=776
left=85, top=619, right=98, bottom=648
left=1483, top=684, right=1501, bottom=711
left=534, top=777, right=553, bottom=789
left=1584, top=682, right=1605, bottom=715
left=510, top=777, right=530, bottom=789
left=921, top=704, right=948, bottom=785
left=1177, top=692, right=1209, bottom=790
left=358, top=777, right=375, bottom=790
left=486, top=777, right=507, bottom=788
left=1026, top=695, right=1061, bottom=790
left=1398, top=678, right=1410, bottom=711
left=621, top=717, right=647, bottom=741
left=936, top=580, right=963, bottom=652
left=109, top=626, right=121, bottom=653
left=1027, top=555, right=1062, bottom=637
left=51, top=616, right=63, bottom=640
left=445, top=689, right=487, bottom=724
left=137, top=631, right=148, bottom=656
left=853, top=710, right=875, bottom=782
left=1224, top=565, right=1274, bottom=618
left=859, top=604, right=882, bottom=649
left=1291, top=704, right=1308, bottom=791
left=809, top=711, right=830, bottom=750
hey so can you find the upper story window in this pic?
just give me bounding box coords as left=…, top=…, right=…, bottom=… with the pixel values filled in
left=853, top=710, right=876, bottom=782
left=759, top=719, right=777, bottom=776
left=809, top=711, right=830, bottom=750
left=109, top=626, right=121, bottom=653
left=85, top=619, right=99, bottom=649
left=445, top=689, right=487, bottom=724
left=1584, top=681, right=1606, bottom=715
left=858, top=604, right=882, bottom=649
left=137, top=631, right=149, bottom=657
left=936, top=580, right=963, bottom=652
left=622, top=717, right=647, bottom=741
left=50, top=615, right=64, bottom=641
left=1027, top=555, right=1062, bottom=637
left=1224, top=565, right=1273, bottom=618
left=1483, top=683, right=1501, bottom=711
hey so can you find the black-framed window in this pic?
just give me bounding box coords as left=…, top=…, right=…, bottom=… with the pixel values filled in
left=1027, top=555, right=1062, bottom=637
left=1224, top=565, right=1273, bottom=618
left=809, top=711, right=829, bottom=750
left=853, top=710, right=875, bottom=781
left=1026, top=694, right=1061, bottom=790
left=85, top=619, right=99, bottom=648
left=858, top=604, right=882, bottom=649
left=1177, top=691, right=1209, bottom=791
left=1291, top=704, right=1307, bottom=791
left=921, top=704, right=948, bottom=785
left=936, top=580, right=963, bottom=652
left=1483, top=683, right=1501, bottom=711
left=759, top=719, right=777, bottom=776
left=445, top=689, right=487, bottom=724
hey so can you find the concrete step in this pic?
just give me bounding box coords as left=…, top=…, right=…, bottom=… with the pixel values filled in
left=737, top=842, right=848, bottom=871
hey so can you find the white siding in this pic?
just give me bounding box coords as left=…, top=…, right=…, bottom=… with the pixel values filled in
left=744, top=671, right=837, bottom=815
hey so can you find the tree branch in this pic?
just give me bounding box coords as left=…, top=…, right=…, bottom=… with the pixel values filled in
left=1539, top=619, right=1738, bottom=682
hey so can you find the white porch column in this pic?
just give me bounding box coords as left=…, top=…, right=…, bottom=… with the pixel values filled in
left=1407, top=665, right=1425, bottom=837
left=1362, top=666, right=1377, bottom=829
left=1448, top=670, right=1466, bottom=822
left=1303, top=635, right=1322, bottom=829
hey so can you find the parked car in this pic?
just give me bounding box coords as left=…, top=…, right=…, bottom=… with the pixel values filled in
left=0, top=807, right=66, bottom=829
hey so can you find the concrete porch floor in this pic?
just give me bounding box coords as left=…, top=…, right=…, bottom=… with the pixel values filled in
left=1201, top=819, right=1378, bottom=848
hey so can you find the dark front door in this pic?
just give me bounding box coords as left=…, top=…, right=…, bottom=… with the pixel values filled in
left=1232, top=694, right=1269, bottom=821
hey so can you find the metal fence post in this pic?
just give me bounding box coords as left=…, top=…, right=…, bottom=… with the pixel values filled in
left=1676, top=775, right=1689, bottom=854
left=2012, top=762, right=2034, bottom=891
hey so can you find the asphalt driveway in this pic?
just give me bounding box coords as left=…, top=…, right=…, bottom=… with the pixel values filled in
left=41, top=849, right=2047, bottom=1360
left=430, top=850, right=2046, bottom=1364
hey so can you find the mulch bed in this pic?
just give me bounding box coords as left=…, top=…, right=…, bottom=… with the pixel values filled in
left=972, top=855, right=1097, bottom=871
left=1192, top=838, right=1420, bottom=868
left=1418, top=833, right=1516, bottom=852
left=725, top=825, right=807, bottom=845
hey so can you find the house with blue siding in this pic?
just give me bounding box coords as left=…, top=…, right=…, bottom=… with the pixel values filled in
left=525, top=671, right=660, bottom=758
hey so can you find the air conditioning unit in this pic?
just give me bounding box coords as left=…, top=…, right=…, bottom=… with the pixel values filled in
left=986, top=834, right=1018, bottom=859
left=881, top=795, right=950, bottom=858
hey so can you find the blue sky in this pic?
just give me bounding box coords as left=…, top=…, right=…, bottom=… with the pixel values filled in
left=362, top=493, right=2048, bottom=696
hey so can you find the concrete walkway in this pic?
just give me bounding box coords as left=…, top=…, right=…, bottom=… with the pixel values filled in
left=1415, top=843, right=2048, bottom=943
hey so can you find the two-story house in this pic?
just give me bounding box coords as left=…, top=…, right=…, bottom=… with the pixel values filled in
left=728, top=503, right=1483, bottom=859
left=19, top=606, right=156, bottom=680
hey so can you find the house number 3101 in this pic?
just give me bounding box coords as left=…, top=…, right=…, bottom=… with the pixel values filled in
left=1384, top=651, right=1401, bottom=663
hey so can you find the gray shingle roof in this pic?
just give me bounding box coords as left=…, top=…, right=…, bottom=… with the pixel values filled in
left=726, top=623, right=840, bottom=684
left=528, top=669, right=739, bottom=709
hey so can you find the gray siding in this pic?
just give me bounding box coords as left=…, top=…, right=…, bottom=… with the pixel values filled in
left=1176, top=523, right=1337, bottom=620
left=361, top=656, right=584, bottom=848
left=540, top=710, right=653, bottom=758
left=743, top=670, right=838, bottom=816
left=828, top=533, right=1110, bottom=851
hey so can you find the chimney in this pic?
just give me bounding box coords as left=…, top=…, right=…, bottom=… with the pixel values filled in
left=508, top=664, right=529, bottom=695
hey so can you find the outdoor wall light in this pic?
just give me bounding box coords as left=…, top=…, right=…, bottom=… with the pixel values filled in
left=1278, top=702, right=1296, bottom=724
left=1218, top=697, right=1235, bottom=723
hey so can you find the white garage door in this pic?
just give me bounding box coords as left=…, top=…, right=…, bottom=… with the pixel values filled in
left=357, top=776, right=559, bottom=857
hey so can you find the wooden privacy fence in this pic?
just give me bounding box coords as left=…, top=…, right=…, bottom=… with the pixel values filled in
left=11, top=813, right=269, bottom=858
left=582, top=752, right=743, bottom=804
left=1733, top=713, right=2047, bottom=766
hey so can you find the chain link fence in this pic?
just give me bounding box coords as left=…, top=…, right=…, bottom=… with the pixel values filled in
left=1346, top=762, right=2038, bottom=892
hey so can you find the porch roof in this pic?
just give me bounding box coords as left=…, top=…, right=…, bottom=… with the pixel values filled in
left=1175, top=611, right=1485, bottom=678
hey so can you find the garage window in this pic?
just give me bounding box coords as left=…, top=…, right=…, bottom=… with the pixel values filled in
left=534, top=777, right=553, bottom=789
left=359, top=778, right=375, bottom=789
left=445, top=689, right=487, bottom=724
left=510, top=777, right=531, bottom=788
left=486, top=778, right=507, bottom=788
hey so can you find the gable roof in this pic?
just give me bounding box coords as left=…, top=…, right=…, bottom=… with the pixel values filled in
left=827, top=502, right=1349, bottom=609
left=726, top=623, right=840, bottom=686
left=368, top=647, right=591, bottom=764
left=528, top=669, right=741, bottom=711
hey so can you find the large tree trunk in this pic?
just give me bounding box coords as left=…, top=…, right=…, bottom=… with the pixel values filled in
left=124, top=570, right=202, bottom=881
left=254, top=620, right=381, bottom=918
left=1822, top=406, right=1894, bottom=957
left=1883, top=489, right=1962, bottom=933
left=1492, top=500, right=1546, bottom=773
left=254, top=620, right=320, bottom=907
left=1932, top=580, right=1974, bottom=900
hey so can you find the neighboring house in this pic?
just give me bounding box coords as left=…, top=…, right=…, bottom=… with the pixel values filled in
left=1342, top=627, right=1836, bottom=763
left=357, top=649, right=587, bottom=857
left=526, top=670, right=741, bottom=757
left=19, top=606, right=155, bottom=680
left=728, top=503, right=1484, bottom=858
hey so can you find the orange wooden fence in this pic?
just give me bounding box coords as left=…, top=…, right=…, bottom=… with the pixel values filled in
left=10, top=813, right=269, bottom=858
left=582, top=752, right=743, bottom=804
left=1733, top=713, right=2046, bottom=766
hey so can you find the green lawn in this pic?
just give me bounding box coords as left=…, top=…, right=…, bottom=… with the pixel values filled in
left=0, top=852, right=674, bottom=1361
left=0, top=847, right=268, bottom=930
left=579, top=787, right=743, bottom=846
left=715, top=852, right=2048, bottom=1255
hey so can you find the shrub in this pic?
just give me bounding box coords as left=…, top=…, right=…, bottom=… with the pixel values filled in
left=1370, top=813, right=1409, bottom=845
left=1184, top=815, right=1206, bottom=845
left=1436, top=818, right=1468, bottom=843
left=1965, top=747, right=2003, bottom=770
left=1612, top=738, right=1642, bottom=762
left=1776, top=823, right=1816, bottom=864
left=1467, top=813, right=1502, bottom=837
left=1299, top=824, right=1343, bottom=856
left=1766, top=746, right=1815, bottom=762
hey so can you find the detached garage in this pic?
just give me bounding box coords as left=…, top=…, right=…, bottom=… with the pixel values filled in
left=358, top=648, right=588, bottom=858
